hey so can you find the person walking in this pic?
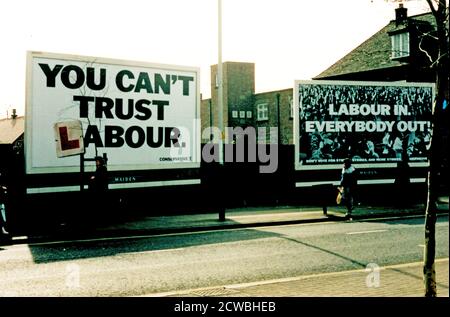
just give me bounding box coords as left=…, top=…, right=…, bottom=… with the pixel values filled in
left=89, top=156, right=109, bottom=219
left=340, top=158, right=357, bottom=219
left=0, top=172, right=9, bottom=242
left=90, top=156, right=109, bottom=193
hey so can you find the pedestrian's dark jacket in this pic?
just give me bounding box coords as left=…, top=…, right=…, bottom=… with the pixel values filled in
left=340, top=166, right=357, bottom=189
left=91, top=165, right=108, bottom=192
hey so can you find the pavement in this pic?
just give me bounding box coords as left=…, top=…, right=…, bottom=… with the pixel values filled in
left=131, top=197, right=447, bottom=298
left=2, top=196, right=449, bottom=298
left=149, top=258, right=449, bottom=297
left=7, top=195, right=449, bottom=245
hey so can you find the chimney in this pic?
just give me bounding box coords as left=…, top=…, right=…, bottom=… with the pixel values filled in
left=11, top=108, right=17, bottom=119
left=395, top=3, right=408, bottom=26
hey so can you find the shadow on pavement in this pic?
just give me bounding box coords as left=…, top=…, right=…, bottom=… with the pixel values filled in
left=19, top=199, right=449, bottom=264
left=279, top=235, right=450, bottom=289
left=389, top=266, right=449, bottom=289
left=26, top=222, right=281, bottom=264
left=352, top=212, right=448, bottom=226
left=281, top=236, right=368, bottom=268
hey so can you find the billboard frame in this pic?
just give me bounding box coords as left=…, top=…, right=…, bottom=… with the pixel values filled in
left=293, top=79, right=435, bottom=172
left=25, top=51, right=201, bottom=176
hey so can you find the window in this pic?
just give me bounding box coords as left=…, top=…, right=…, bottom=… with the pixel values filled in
left=232, top=110, right=238, bottom=118
left=257, top=128, right=268, bottom=144
left=246, top=111, right=252, bottom=119
left=257, top=103, right=269, bottom=121
left=391, top=31, right=410, bottom=59
left=239, top=111, right=246, bottom=118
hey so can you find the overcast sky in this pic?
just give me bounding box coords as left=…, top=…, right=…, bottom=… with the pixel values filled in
left=0, top=0, right=432, bottom=118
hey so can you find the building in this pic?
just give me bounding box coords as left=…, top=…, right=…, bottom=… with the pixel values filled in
left=202, top=7, right=447, bottom=147
left=0, top=112, right=24, bottom=180
left=201, top=62, right=255, bottom=141
left=0, top=112, right=25, bottom=232
left=315, top=5, right=438, bottom=83
left=199, top=6, right=447, bottom=207
left=317, top=5, right=448, bottom=190
left=201, top=62, right=294, bottom=145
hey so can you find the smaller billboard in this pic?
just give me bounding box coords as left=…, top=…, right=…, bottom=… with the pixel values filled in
left=294, top=80, right=434, bottom=170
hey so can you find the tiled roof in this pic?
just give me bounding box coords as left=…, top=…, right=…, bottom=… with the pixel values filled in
left=315, top=12, right=436, bottom=79
left=0, top=116, right=24, bottom=144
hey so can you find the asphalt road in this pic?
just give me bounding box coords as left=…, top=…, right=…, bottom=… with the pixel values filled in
left=0, top=215, right=448, bottom=297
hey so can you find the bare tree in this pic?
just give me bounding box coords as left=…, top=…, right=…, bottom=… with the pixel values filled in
left=422, top=0, right=448, bottom=297
left=385, top=0, right=448, bottom=296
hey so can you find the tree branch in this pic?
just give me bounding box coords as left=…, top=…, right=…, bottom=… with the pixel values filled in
left=425, top=0, right=438, bottom=16
left=419, top=38, right=435, bottom=64
left=430, top=51, right=449, bottom=69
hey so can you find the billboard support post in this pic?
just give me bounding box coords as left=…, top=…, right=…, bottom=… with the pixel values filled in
left=276, top=93, right=281, bottom=145
left=80, top=153, right=84, bottom=192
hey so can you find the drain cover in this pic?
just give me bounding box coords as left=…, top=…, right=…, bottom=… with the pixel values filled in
left=190, top=287, right=240, bottom=297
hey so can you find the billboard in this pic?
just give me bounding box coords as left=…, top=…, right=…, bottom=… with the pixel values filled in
left=294, top=80, right=434, bottom=171
left=25, top=51, right=200, bottom=176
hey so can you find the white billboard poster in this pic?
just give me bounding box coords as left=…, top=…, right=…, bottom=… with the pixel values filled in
left=294, top=80, right=434, bottom=171
left=25, top=51, right=200, bottom=175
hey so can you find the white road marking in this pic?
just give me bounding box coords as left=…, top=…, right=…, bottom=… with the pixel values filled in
left=11, top=236, right=28, bottom=241
left=8, top=213, right=447, bottom=247
left=119, top=248, right=186, bottom=256
left=346, top=229, right=388, bottom=235
left=21, top=220, right=339, bottom=247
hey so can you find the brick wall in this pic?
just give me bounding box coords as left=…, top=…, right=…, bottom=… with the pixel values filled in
left=201, top=62, right=295, bottom=145
left=254, top=89, right=294, bottom=145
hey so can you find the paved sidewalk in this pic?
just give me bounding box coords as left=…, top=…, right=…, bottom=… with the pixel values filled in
left=10, top=196, right=449, bottom=244
left=151, top=258, right=449, bottom=297
left=72, top=198, right=450, bottom=235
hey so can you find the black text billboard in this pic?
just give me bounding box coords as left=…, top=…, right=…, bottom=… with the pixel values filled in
left=25, top=51, right=200, bottom=193
left=26, top=51, right=200, bottom=175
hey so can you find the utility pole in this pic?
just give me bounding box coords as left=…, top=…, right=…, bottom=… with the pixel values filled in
left=218, top=0, right=223, bottom=149
left=217, top=0, right=225, bottom=221
left=276, top=93, right=281, bottom=145
left=209, top=99, right=213, bottom=141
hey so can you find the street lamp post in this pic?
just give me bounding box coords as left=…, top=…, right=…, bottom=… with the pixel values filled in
left=217, top=0, right=225, bottom=221
left=276, top=93, right=281, bottom=145
left=218, top=0, right=223, bottom=148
